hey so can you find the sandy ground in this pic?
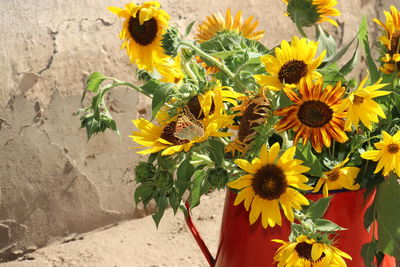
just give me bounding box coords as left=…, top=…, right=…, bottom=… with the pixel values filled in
left=0, top=192, right=225, bottom=267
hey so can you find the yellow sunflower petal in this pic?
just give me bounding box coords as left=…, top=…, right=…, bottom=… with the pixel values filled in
left=234, top=159, right=257, bottom=173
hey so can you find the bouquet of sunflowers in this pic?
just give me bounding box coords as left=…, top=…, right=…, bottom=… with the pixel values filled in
left=77, top=0, right=400, bottom=266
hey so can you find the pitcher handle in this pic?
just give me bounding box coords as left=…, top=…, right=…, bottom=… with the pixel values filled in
left=184, top=201, right=216, bottom=267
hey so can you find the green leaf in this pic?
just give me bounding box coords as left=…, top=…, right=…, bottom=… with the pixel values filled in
left=376, top=174, right=400, bottom=258
left=318, top=68, right=346, bottom=87
left=86, top=72, right=108, bottom=93
left=304, top=196, right=333, bottom=220
left=151, top=83, right=174, bottom=119
left=207, top=139, right=225, bottom=167
left=364, top=200, right=376, bottom=230
left=140, top=79, right=162, bottom=96
left=357, top=160, right=385, bottom=198
left=322, top=32, right=358, bottom=68
left=184, top=21, right=196, bottom=37
left=316, top=25, right=337, bottom=61
left=339, top=42, right=359, bottom=75
left=189, top=170, right=207, bottom=208
left=176, top=157, right=195, bottom=198
left=82, top=72, right=108, bottom=104
left=361, top=241, right=377, bottom=267
left=314, top=219, right=346, bottom=232
left=168, top=189, right=180, bottom=215
left=358, top=16, right=380, bottom=83
left=295, top=143, right=324, bottom=177
left=134, top=184, right=154, bottom=204
left=152, top=193, right=168, bottom=228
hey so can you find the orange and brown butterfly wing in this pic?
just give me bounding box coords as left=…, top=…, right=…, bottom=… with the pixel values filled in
left=174, top=106, right=204, bottom=141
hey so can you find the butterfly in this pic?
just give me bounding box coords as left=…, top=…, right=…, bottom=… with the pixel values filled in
left=173, top=106, right=205, bottom=141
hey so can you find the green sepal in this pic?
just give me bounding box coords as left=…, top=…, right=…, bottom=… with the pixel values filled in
left=207, top=139, right=225, bottom=167
left=289, top=223, right=305, bottom=242
left=184, top=21, right=196, bottom=37
left=80, top=112, right=119, bottom=140
left=134, top=162, right=155, bottom=183
left=207, top=167, right=229, bottom=189
left=134, top=184, right=154, bottom=205
left=162, top=27, right=180, bottom=57
left=287, top=0, right=320, bottom=28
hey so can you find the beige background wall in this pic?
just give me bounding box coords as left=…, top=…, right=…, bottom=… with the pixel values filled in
left=0, top=0, right=396, bottom=258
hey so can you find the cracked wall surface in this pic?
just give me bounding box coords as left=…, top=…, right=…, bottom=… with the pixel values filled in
left=0, top=0, right=397, bottom=259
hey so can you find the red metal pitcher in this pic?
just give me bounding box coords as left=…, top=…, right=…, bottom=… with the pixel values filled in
left=185, top=189, right=396, bottom=267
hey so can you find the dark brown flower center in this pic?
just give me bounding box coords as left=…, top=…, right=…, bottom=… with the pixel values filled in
left=128, top=13, right=158, bottom=46
left=353, top=95, right=364, bottom=104
left=238, top=97, right=270, bottom=143
left=160, top=121, right=189, bottom=145
left=387, top=143, right=399, bottom=154
left=186, top=96, right=214, bottom=120
left=297, top=100, right=333, bottom=128
left=278, top=60, right=308, bottom=84
left=327, top=170, right=340, bottom=181
left=295, top=242, right=326, bottom=262
left=389, top=31, right=400, bottom=56
left=252, top=164, right=287, bottom=200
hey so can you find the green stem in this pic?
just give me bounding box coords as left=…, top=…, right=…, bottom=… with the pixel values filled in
left=180, top=40, right=248, bottom=92
left=110, top=80, right=152, bottom=98
left=182, top=60, right=199, bottom=85
left=234, top=60, right=250, bottom=77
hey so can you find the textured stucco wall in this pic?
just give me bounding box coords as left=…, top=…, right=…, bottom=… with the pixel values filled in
left=0, top=0, right=396, bottom=258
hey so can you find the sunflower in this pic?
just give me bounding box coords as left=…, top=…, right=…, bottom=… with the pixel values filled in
left=195, top=8, right=264, bottom=43
left=130, top=85, right=235, bottom=155
left=108, top=1, right=170, bottom=70
left=339, top=75, right=390, bottom=131
left=361, top=130, right=400, bottom=177
left=254, top=36, right=325, bottom=91
left=282, top=0, right=341, bottom=27
left=273, top=235, right=352, bottom=266
left=155, top=56, right=185, bottom=84
left=373, top=6, right=400, bottom=76
left=274, top=78, right=348, bottom=153
left=313, top=158, right=360, bottom=197
left=227, top=143, right=312, bottom=228
left=225, top=92, right=271, bottom=155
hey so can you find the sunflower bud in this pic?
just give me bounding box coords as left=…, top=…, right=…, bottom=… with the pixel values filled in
left=286, top=0, right=319, bottom=28
left=207, top=168, right=229, bottom=189
left=154, top=171, right=174, bottom=191
left=135, top=162, right=155, bottom=183
left=162, top=27, right=180, bottom=57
